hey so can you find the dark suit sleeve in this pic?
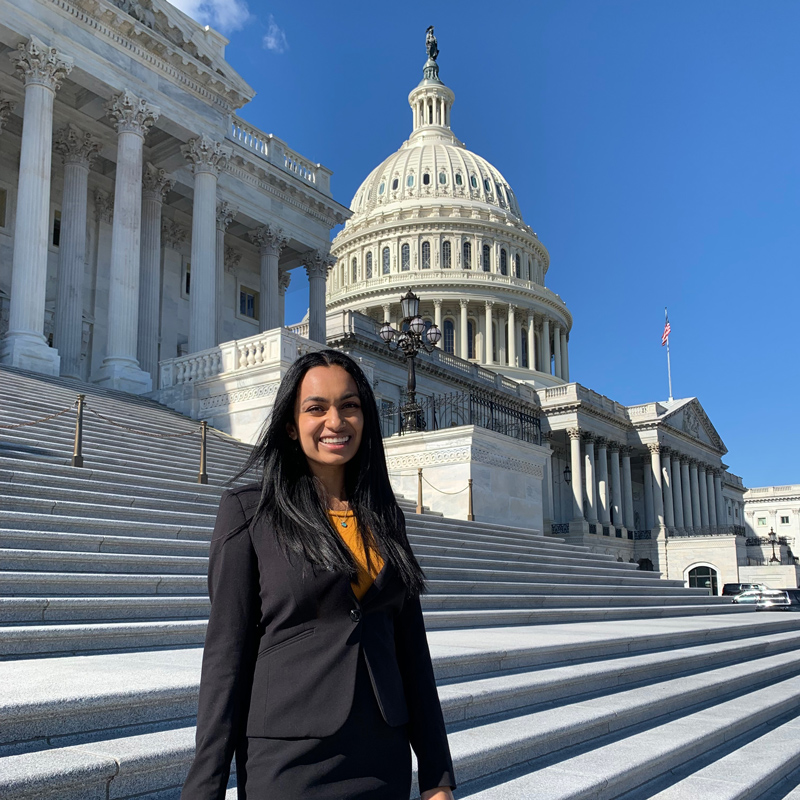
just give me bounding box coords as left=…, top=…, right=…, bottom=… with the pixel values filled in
left=394, top=593, right=456, bottom=793
left=181, top=490, right=260, bottom=800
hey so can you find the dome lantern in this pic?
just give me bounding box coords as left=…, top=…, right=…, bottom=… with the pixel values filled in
left=408, top=26, right=455, bottom=139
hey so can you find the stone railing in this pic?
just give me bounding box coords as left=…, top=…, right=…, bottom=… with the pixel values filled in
left=541, top=383, right=629, bottom=423
left=667, top=525, right=747, bottom=538
left=158, top=328, right=324, bottom=389
left=227, top=116, right=332, bottom=196
left=288, top=321, right=309, bottom=339
left=745, top=484, right=800, bottom=497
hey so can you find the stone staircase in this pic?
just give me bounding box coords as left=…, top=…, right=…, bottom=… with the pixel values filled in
left=0, top=364, right=799, bottom=799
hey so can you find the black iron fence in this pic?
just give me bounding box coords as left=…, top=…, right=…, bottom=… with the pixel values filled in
left=380, top=390, right=541, bottom=445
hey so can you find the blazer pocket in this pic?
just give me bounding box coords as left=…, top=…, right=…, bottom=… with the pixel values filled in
left=256, top=627, right=315, bottom=660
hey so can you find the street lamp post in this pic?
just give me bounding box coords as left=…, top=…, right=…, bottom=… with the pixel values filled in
left=379, top=289, right=442, bottom=432
left=768, top=527, right=781, bottom=564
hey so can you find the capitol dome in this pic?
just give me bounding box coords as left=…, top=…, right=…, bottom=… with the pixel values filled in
left=329, top=31, right=572, bottom=388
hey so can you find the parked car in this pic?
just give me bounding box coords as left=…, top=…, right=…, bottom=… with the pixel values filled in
left=758, top=589, right=800, bottom=611
left=722, top=583, right=767, bottom=597
left=731, top=590, right=765, bottom=605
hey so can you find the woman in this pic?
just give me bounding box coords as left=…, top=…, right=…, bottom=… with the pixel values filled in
left=181, top=350, right=456, bottom=800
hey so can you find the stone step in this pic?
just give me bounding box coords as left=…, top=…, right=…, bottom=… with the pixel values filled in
left=458, top=671, right=800, bottom=800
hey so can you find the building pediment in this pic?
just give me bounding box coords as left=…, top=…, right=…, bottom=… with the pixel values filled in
left=660, top=398, right=726, bottom=454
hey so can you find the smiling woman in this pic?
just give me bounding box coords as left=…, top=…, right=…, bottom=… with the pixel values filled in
left=181, top=350, right=456, bottom=800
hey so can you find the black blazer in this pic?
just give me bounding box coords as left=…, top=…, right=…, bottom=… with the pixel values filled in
left=181, top=485, right=455, bottom=800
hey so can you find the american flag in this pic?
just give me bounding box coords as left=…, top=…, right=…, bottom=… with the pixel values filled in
left=661, top=311, right=671, bottom=346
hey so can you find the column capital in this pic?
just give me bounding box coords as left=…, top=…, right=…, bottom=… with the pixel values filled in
left=106, top=89, right=160, bottom=137
left=507, top=303, right=516, bottom=313
left=620, top=445, right=633, bottom=457
left=224, top=245, right=242, bottom=274
left=688, top=458, right=699, bottom=468
left=216, top=200, right=239, bottom=232
left=161, top=219, right=189, bottom=249
left=459, top=298, right=469, bottom=309
left=433, top=298, right=443, bottom=309
left=485, top=299, right=495, bottom=310
left=182, top=134, right=230, bottom=175
left=527, top=310, right=535, bottom=323
left=607, top=441, right=621, bottom=453
left=54, top=123, right=102, bottom=167
left=567, top=427, right=583, bottom=441
left=582, top=431, right=595, bottom=443
left=303, top=250, right=335, bottom=280
left=0, top=96, right=17, bottom=134
left=11, top=37, right=73, bottom=91
left=94, top=189, right=114, bottom=224
left=595, top=436, right=608, bottom=449
left=250, top=224, right=287, bottom=256
left=660, top=446, right=672, bottom=457
left=279, top=269, right=292, bottom=293
left=646, top=442, right=661, bottom=455
left=142, top=162, right=174, bottom=202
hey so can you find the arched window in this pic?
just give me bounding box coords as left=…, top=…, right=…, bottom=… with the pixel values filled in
left=470, top=174, right=478, bottom=188
left=482, top=244, right=491, bottom=272
left=382, top=247, right=390, bottom=275
left=391, top=177, right=399, bottom=190
left=366, top=252, right=373, bottom=279
left=455, top=173, right=463, bottom=186
left=443, top=319, right=455, bottom=354
left=520, top=327, right=528, bottom=367
left=462, top=241, right=472, bottom=269
left=467, top=320, right=475, bottom=359
left=514, top=253, right=521, bottom=278
left=421, top=241, right=431, bottom=269
left=407, top=174, right=415, bottom=187
left=492, top=321, right=498, bottom=362
left=483, top=178, right=491, bottom=193
left=442, top=241, right=451, bottom=268
left=439, top=171, right=447, bottom=185
left=351, top=257, right=357, bottom=282
left=423, top=173, right=431, bottom=186
left=688, top=566, right=719, bottom=595
left=401, top=243, right=410, bottom=271
left=500, top=249, right=508, bottom=275
left=378, top=182, right=385, bottom=196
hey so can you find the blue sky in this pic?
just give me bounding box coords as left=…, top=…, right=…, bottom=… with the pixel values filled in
left=173, top=0, right=800, bottom=487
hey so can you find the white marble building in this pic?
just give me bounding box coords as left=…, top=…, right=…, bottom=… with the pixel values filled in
left=0, top=0, right=348, bottom=393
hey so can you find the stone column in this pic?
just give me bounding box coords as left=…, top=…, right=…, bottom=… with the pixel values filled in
left=215, top=201, right=237, bottom=344
left=610, top=442, right=623, bottom=527
left=278, top=269, right=291, bottom=327
left=507, top=304, right=516, bottom=366
left=567, top=428, right=584, bottom=521
left=561, top=330, right=570, bottom=381
left=497, top=308, right=507, bottom=365
left=714, top=471, right=725, bottom=527
left=93, top=90, right=160, bottom=393
left=304, top=250, right=334, bottom=344
left=584, top=433, right=597, bottom=523
left=596, top=438, right=610, bottom=525
left=690, top=460, right=702, bottom=531
left=542, top=316, right=551, bottom=375
left=1, top=38, right=73, bottom=375
left=460, top=299, right=469, bottom=359
left=622, top=446, right=634, bottom=529
left=183, top=135, right=230, bottom=354
left=553, top=322, right=562, bottom=378
left=382, top=303, right=392, bottom=323
left=698, top=464, right=710, bottom=530
left=137, top=163, right=173, bottom=383
left=527, top=312, right=535, bottom=370
left=52, top=124, right=100, bottom=379
left=250, top=225, right=287, bottom=333
left=648, top=443, right=665, bottom=529
left=681, top=458, right=694, bottom=530
left=644, top=452, right=655, bottom=529
left=433, top=299, right=442, bottom=347
left=707, top=469, right=718, bottom=529
left=661, top=448, right=675, bottom=529
left=484, top=300, right=494, bottom=364
left=672, top=454, right=685, bottom=530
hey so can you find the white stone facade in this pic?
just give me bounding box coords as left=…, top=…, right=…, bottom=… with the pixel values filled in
left=0, top=0, right=348, bottom=390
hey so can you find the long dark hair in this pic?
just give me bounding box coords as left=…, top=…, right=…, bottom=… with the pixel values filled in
left=235, top=349, right=426, bottom=596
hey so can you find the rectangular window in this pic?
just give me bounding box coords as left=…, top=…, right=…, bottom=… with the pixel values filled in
left=184, top=262, right=191, bottom=297
left=757, top=517, right=767, bottom=527
left=780, top=515, right=790, bottom=525
left=239, top=286, right=259, bottom=320
left=52, top=209, right=61, bottom=247
left=0, top=188, right=7, bottom=229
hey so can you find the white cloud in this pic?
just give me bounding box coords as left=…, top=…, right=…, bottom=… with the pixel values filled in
left=169, top=0, right=250, bottom=35
left=262, top=14, right=288, bottom=53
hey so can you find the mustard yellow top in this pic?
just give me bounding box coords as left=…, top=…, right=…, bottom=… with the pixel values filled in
left=327, top=509, right=385, bottom=600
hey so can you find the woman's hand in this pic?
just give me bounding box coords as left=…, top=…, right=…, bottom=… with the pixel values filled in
left=420, top=788, right=454, bottom=800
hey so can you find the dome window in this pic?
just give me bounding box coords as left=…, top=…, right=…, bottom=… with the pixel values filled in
left=514, top=254, right=521, bottom=278
left=470, top=174, right=478, bottom=189
left=463, top=241, right=472, bottom=269
left=439, top=172, right=447, bottom=185
left=352, top=257, right=358, bottom=281
left=378, top=182, right=385, bottom=195
left=382, top=247, right=390, bottom=275
left=442, top=241, right=452, bottom=268
left=482, top=244, right=491, bottom=272
left=500, top=248, right=508, bottom=275
left=407, top=174, right=415, bottom=187
left=455, top=173, right=463, bottom=186
left=366, top=252, right=373, bottom=279
left=423, top=173, right=431, bottom=186
left=421, top=241, right=431, bottom=269
left=443, top=319, right=455, bottom=354
left=392, top=178, right=399, bottom=190
left=496, top=183, right=506, bottom=206
left=401, top=243, right=410, bottom=271
left=483, top=179, right=491, bottom=193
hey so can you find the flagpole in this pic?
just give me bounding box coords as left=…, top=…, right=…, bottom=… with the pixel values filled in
left=664, top=307, right=673, bottom=401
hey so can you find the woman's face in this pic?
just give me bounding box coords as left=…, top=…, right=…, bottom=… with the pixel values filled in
left=286, top=365, right=364, bottom=476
